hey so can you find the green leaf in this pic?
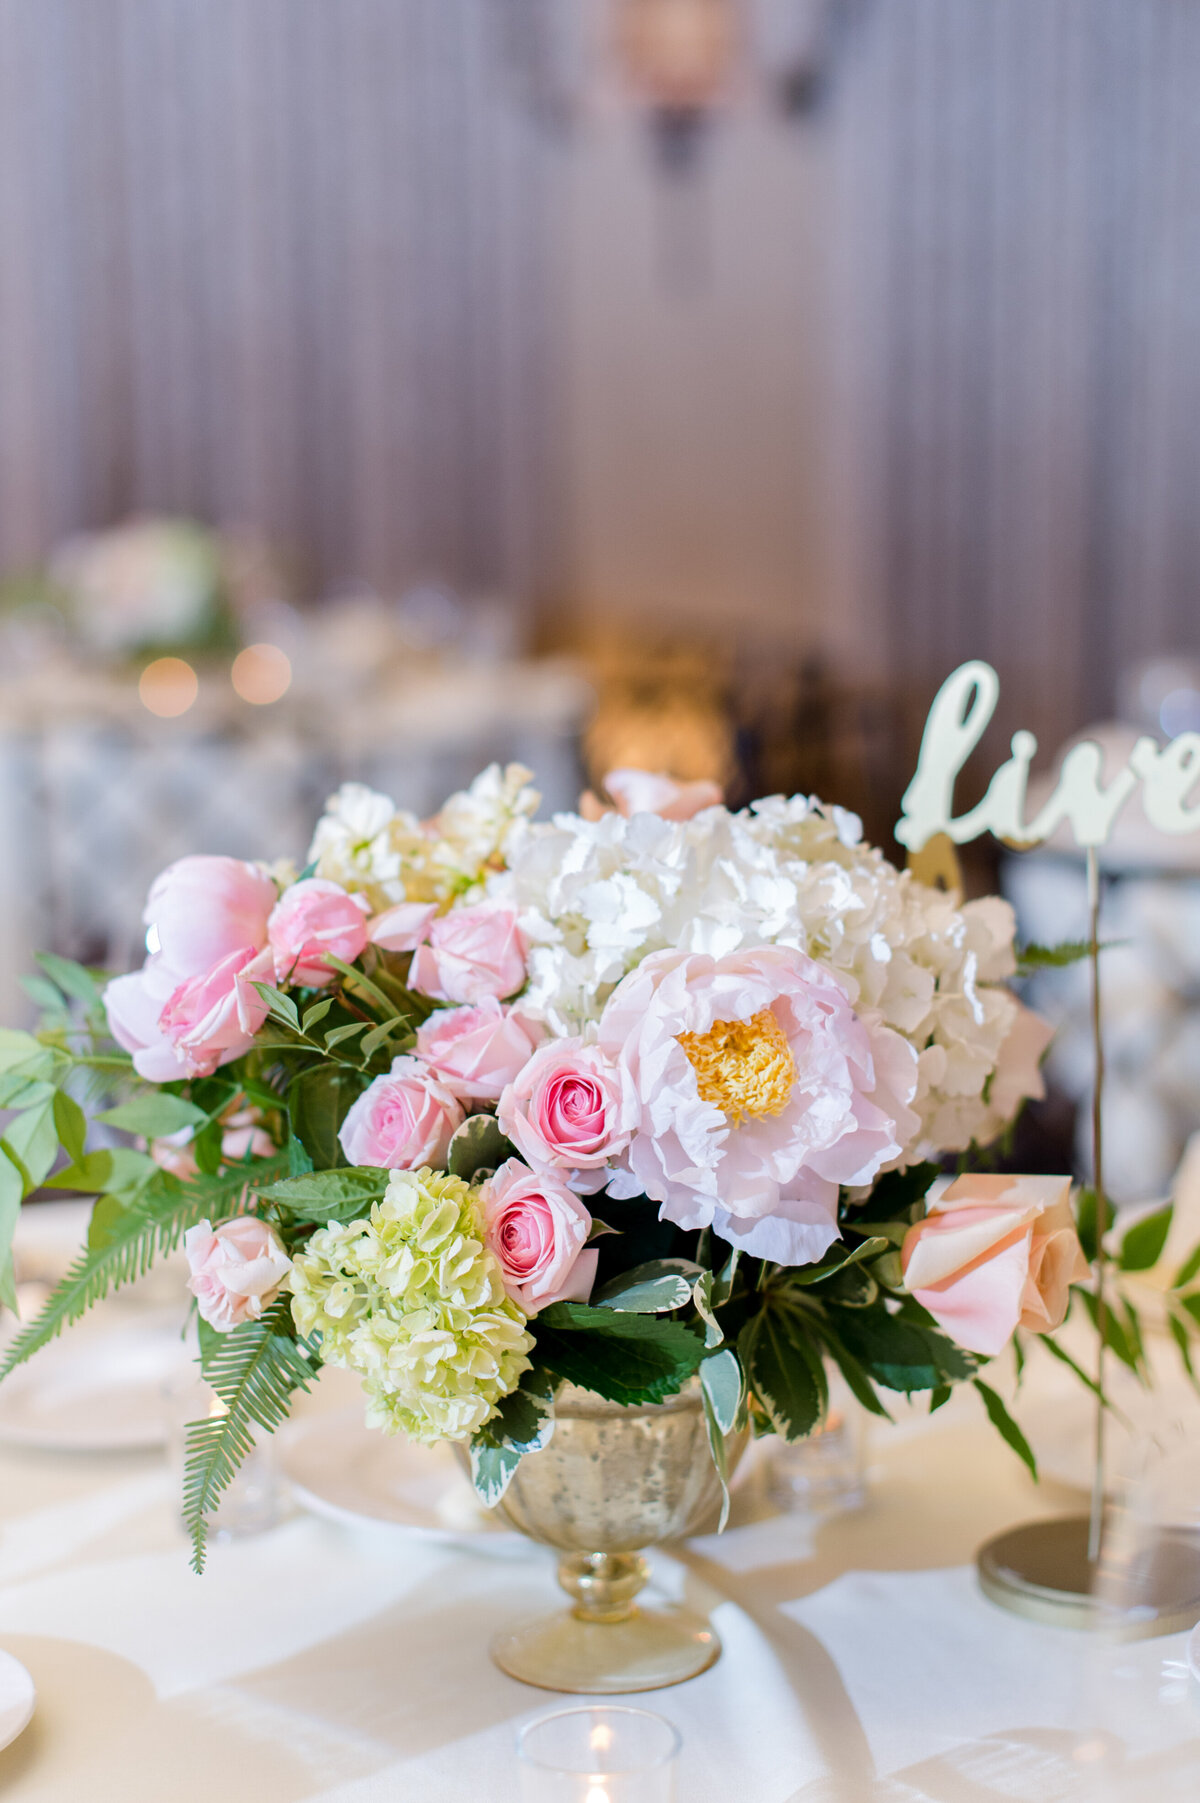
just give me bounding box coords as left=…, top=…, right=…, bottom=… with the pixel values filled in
left=252, top=984, right=301, bottom=1032
left=536, top=1302, right=705, bottom=1405
left=21, top=975, right=67, bottom=1014
left=52, top=1091, right=88, bottom=1165
left=0, top=1075, right=56, bottom=1111
left=1168, top=1309, right=1200, bottom=1394
left=1173, top=1241, right=1200, bottom=1292
left=811, top=1317, right=892, bottom=1420
left=974, top=1378, right=1037, bottom=1479
left=1118, top=1205, right=1172, bottom=1274
left=0, top=1154, right=289, bottom=1380
left=360, top=1019, right=403, bottom=1061
left=1036, top=1329, right=1109, bottom=1406
left=301, top=998, right=334, bottom=1033
left=829, top=1307, right=974, bottom=1393
left=852, top=1162, right=940, bottom=1223
left=185, top=1296, right=318, bottom=1571
left=711, top=1247, right=740, bottom=1308
left=785, top=1237, right=892, bottom=1286
left=324, top=954, right=401, bottom=1021
left=44, top=1147, right=156, bottom=1194
left=288, top=1065, right=365, bottom=1171
left=323, top=1022, right=369, bottom=1051
left=929, top=1385, right=952, bottom=1413
left=699, top=1346, right=743, bottom=1435
left=4, top=1102, right=60, bottom=1192
left=586, top=1218, right=619, bottom=1242
left=259, top=1166, right=389, bottom=1223
left=1015, top=939, right=1093, bottom=972
left=0, top=1029, right=45, bottom=1073
left=699, top=1349, right=743, bottom=1533
left=594, top=1258, right=700, bottom=1314
left=469, top=1367, right=557, bottom=1506
left=740, top=1308, right=826, bottom=1441
left=0, top=1147, right=23, bottom=1313
left=446, top=1114, right=512, bottom=1182
left=97, top=1095, right=208, bottom=1138
left=34, top=952, right=103, bottom=1006
left=1077, top=1288, right=1143, bottom=1377
left=1075, top=1188, right=1113, bottom=1265
left=692, top=1270, right=723, bottom=1348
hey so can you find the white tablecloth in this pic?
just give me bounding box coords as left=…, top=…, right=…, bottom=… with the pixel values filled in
left=1, top=1326, right=1197, bottom=1803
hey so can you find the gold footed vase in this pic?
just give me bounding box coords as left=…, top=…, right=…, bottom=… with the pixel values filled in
left=487, top=1379, right=747, bottom=1694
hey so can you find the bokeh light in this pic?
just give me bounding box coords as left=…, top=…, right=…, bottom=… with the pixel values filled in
left=231, top=642, right=292, bottom=705
left=138, top=656, right=198, bottom=717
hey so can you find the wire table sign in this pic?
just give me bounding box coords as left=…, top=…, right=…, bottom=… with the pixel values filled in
left=898, top=660, right=1200, bottom=1631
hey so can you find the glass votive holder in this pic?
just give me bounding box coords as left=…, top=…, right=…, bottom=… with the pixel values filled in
left=517, top=1706, right=681, bottom=1803
left=767, top=1370, right=866, bottom=1516
left=163, top=1367, right=287, bottom=1540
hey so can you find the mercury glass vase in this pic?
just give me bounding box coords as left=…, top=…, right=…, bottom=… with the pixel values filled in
left=487, top=1378, right=747, bottom=1694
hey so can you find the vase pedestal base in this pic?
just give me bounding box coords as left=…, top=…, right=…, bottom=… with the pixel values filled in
left=490, top=1603, right=721, bottom=1694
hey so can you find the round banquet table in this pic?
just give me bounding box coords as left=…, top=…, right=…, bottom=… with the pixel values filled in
left=0, top=1348, right=1197, bottom=1803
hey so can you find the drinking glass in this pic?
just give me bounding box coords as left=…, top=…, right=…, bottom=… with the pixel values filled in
left=517, top=1706, right=680, bottom=1803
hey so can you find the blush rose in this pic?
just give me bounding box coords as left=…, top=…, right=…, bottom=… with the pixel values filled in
left=184, top=1216, right=292, bottom=1332
left=497, top=1038, right=635, bottom=1181
left=337, top=1055, right=464, bottom=1169
left=482, top=1158, right=598, bottom=1315
left=409, top=904, right=526, bottom=1005
left=268, top=877, right=371, bottom=986
left=901, top=1174, right=1089, bottom=1357
left=415, top=998, right=538, bottom=1103
left=157, top=945, right=274, bottom=1078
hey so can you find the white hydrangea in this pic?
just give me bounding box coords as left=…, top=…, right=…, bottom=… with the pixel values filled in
left=491, top=795, right=1027, bottom=1159
left=427, top=763, right=540, bottom=894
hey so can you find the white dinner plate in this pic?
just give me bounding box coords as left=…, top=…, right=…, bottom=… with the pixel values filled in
left=0, top=1650, right=35, bottom=1752
left=281, top=1408, right=524, bottom=1550
left=0, top=1315, right=193, bottom=1452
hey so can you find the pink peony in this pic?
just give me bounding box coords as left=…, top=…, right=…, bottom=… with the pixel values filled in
left=482, top=1157, right=598, bottom=1315
left=143, top=855, right=276, bottom=981
left=184, top=1215, right=292, bottom=1332
left=105, top=959, right=191, bottom=1082
left=597, top=945, right=920, bottom=1266
left=367, top=902, right=438, bottom=952
left=497, top=1038, right=636, bottom=1183
left=902, top=1174, right=1088, bottom=1357
left=268, top=877, right=371, bottom=986
left=337, top=1055, right=464, bottom=1169
left=158, top=945, right=274, bottom=1078
left=579, top=768, right=724, bottom=823
left=409, top=904, right=527, bottom=1005
left=415, top=998, right=539, bottom=1103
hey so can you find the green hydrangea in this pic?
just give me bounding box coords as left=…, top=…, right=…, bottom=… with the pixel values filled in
left=289, top=1167, right=533, bottom=1443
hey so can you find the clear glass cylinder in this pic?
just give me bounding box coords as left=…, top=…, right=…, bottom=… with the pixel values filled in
left=517, top=1706, right=681, bottom=1803
left=162, top=1367, right=286, bottom=1540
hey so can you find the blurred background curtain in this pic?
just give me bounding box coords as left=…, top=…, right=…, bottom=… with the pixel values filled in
left=1, top=0, right=1200, bottom=744
left=0, top=0, right=552, bottom=605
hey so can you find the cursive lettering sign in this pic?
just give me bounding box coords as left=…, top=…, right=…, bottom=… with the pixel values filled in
left=896, top=660, right=1200, bottom=852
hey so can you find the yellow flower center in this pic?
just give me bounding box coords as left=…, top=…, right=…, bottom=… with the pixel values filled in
left=677, top=1007, right=797, bottom=1126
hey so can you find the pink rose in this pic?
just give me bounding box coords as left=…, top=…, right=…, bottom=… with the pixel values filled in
left=410, top=904, right=527, bottom=1005
left=901, top=1174, right=1089, bottom=1357
left=158, top=945, right=274, bottom=1078
left=337, top=1055, right=464, bottom=1168
left=367, top=902, right=438, bottom=952
left=268, top=878, right=371, bottom=986
left=483, top=1158, right=598, bottom=1315
left=148, top=1107, right=275, bottom=1182
left=143, top=855, right=276, bottom=980
left=497, top=1038, right=635, bottom=1179
left=415, top=998, right=539, bottom=1103
left=579, top=768, right=724, bottom=823
left=184, top=1215, right=292, bottom=1333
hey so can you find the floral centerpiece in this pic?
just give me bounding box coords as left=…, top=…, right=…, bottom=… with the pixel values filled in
left=0, top=761, right=1134, bottom=1569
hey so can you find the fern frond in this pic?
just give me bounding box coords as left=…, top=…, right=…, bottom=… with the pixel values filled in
left=183, top=1297, right=318, bottom=1571
left=0, top=1153, right=290, bottom=1380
